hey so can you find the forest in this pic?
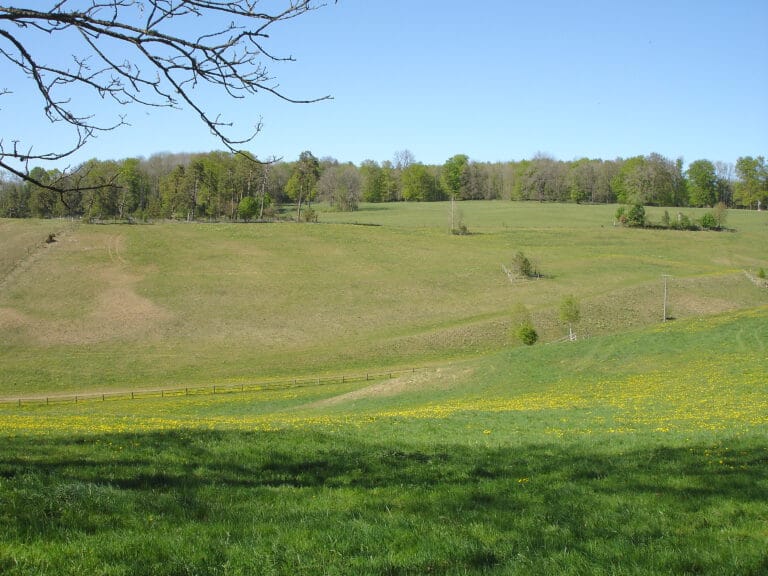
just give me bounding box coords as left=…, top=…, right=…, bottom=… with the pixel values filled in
left=1, top=151, right=766, bottom=221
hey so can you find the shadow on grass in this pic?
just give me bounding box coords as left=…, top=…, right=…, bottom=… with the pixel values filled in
left=0, top=429, right=766, bottom=575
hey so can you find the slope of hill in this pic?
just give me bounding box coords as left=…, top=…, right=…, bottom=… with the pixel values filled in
left=0, top=298, right=765, bottom=575
left=1, top=202, right=766, bottom=395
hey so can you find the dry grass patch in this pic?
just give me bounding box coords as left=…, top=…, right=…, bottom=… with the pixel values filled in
left=302, top=367, right=467, bottom=409
left=0, top=227, right=172, bottom=345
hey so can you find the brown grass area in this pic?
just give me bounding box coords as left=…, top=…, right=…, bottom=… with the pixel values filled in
left=304, top=367, right=471, bottom=410
left=0, top=229, right=172, bottom=345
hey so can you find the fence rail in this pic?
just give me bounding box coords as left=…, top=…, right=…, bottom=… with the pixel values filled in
left=0, top=367, right=426, bottom=408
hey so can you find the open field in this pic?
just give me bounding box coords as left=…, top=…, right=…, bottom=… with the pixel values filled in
left=1, top=202, right=766, bottom=395
left=1, top=202, right=767, bottom=574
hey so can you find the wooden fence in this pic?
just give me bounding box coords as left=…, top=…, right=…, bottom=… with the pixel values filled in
left=1, top=367, right=425, bottom=408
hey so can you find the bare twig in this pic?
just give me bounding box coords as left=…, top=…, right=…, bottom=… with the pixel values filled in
left=0, top=1, right=333, bottom=189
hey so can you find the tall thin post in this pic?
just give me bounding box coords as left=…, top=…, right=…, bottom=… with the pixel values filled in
left=451, top=195, right=455, bottom=232
left=662, top=274, right=671, bottom=322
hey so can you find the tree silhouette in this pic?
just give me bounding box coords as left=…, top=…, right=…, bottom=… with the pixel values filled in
left=0, top=1, right=333, bottom=193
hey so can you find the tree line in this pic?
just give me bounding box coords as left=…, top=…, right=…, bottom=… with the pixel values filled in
left=1, top=151, right=766, bottom=220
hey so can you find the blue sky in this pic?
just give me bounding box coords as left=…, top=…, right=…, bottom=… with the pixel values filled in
left=2, top=0, right=767, bottom=169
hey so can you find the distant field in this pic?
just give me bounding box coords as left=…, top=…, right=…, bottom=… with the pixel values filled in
left=1, top=202, right=767, bottom=395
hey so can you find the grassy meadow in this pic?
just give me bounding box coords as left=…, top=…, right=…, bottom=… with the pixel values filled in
left=1, top=202, right=766, bottom=394
left=1, top=202, right=767, bottom=574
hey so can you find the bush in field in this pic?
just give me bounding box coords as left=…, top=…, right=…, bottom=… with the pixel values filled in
left=626, top=203, right=646, bottom=227
left=516, top=323, right=538, bottom=345
left=671, top=212, right=697, bottom=230
left=511, top=251, right=540, bottom=279
left=713, top=202, right=728, bottom=228
left=615, top=204, right=646, bottom=227
left=700, top=211, right=718, bottom=230
left=510, top=303, right=538, bottom=345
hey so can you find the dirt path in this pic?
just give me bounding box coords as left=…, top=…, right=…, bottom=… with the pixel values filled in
left=302, top=366, right=472, bottom=410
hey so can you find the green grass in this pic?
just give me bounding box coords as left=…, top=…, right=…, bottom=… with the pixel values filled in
left=1, top=202, right=766, bottom=394
left=1, top=429, right=765, bottom=575
left=0, top=203, right=767, bottom=574
left=0, top=307, right=766, bottom=574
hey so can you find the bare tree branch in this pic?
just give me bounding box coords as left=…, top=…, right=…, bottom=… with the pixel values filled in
left=0, top=1, right=333, bottom=189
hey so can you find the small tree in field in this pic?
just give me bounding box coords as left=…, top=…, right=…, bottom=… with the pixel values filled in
left=559, top=295, right=581, bottom=341
left=511, top=251, right=540, bottom=279
left=510, top=303, right=538, bottom=346
left=713, top=202, right=728, bottom=228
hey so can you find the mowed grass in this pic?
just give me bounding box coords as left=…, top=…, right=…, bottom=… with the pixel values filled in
left=1, top=202, right=767, bottom=395
left=0, top=308, right=766, bottom=574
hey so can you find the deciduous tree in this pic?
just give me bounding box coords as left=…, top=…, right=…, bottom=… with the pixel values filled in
left=559, top=295, right=581, bottom=341
left=441, top=154, right=469, bottom=199
left=0, top=1, right=333, bottom=192
left=734, top=156, right=768, bottom=209
left=687, top=159, right=718, bottom=207
left=285, top=151, right=320, bottom=221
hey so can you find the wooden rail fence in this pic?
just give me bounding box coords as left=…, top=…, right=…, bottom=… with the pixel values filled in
left=1, top=367, right=426, bottom=408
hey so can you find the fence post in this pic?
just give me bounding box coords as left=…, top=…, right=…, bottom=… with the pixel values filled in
left=131, top=392, right=134, bottom=400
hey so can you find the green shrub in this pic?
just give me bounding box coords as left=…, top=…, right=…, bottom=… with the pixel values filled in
left=516, top=323, right=538, bottom=345
left=673, top=213, right=697, bottom=230
left=626, top=204, right=646, bottom=227
left=758, top=268, right=766, bottom=279
left=700, top=212, right=718, bottom=230
left=511, top=251, right=539, bottom=278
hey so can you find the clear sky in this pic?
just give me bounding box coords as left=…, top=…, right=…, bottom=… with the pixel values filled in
left=2, top=0, right=767, bottom=169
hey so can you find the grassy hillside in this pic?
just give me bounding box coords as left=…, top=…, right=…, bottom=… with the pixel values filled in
left=1, top=202, right=767, bottom=395
left=0, top=307, right=765, bottom=574
left=0, top=203, right=766, bottom=574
